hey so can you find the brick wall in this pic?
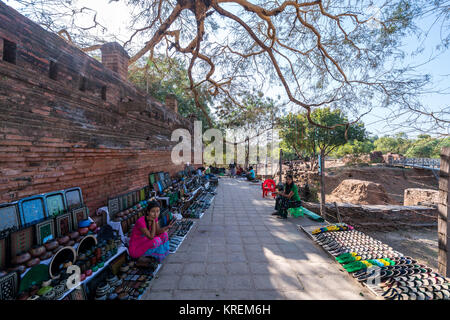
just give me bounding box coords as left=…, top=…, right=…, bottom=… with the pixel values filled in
left=0, top=3, right=196, bottom=214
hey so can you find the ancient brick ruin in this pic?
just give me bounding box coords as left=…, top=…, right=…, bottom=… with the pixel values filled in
left=0, top=2, right=194, bottom=214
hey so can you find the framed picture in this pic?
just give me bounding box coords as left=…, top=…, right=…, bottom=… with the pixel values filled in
left=64, top=187, right=83, bottom=211
left=35, top=219, right=55, bottom=245
left=0, top=202, right=20, bottom=234
left=10, top=227, right=34, bottom=257
left=149, top=173, right=155, bottom=185
left=71, top=207, right=88, bottom=230
left=107, top=198, right=119, bottom=217
left=44, top=191, right=66, bottom=217
left=121, top=196, right=128, bottom=211
left=139, top=188, right=146, bottom=201
left=55, top=213, right=73, bottom=237
left=18, top=196, right=47, bottom=226
left=127, top=193, right=133, bottom=208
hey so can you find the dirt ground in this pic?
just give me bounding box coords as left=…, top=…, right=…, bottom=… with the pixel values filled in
left=366, top=227, right=439, bottom=270
left=324, top=166, right=438, bottom=205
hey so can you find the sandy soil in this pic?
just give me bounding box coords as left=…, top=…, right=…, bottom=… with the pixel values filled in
left=324, top=166, right=438, bottom=205
left=365, top=227, right=439, bottom=270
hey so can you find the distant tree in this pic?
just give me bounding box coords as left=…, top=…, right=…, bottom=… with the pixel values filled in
left=279, top=107, right=366, bottom=215
left=373, top=133, right=411, bottom=154
left=333, top=139, right=375, bottom=158
left=406, top=136, right=450, bottom=158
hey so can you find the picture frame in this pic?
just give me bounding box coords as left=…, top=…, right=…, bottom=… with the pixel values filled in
left=107, top=198, right=119, bottom=217
left=35, top=219, right=55, bottom=245
left=139, top=188, right=146, bottom=201
left=64, top=187, right=83, bottom=211
left=18, top=195, right=47, bottom=227
left=44, top=191, right=66, bottom=217
left=0, top=202, right=20, bottom=235
left=71, top=207, right=88, bottom=230
left=127, top=193, right=133, bottom=208
left=10, top=227, right=34, bottom=257
left=55, top=213, right=73, bottom=237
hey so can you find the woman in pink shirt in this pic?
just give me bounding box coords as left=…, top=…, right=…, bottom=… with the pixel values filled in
left=128, top=201, right=174, bottom=262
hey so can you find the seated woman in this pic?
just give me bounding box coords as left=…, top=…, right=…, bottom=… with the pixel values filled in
left=246, top=166, right=256, bottom=181
left=128, top=201, right=174, bottom=262
left=272, top=174, right=301, bottom=219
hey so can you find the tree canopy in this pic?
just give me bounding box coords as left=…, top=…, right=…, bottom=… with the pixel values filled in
left=278, top=107, right=367, bottom=166
left=10, top=0, right=449, bottom=133
left=128, top=55, right=214, bottom=129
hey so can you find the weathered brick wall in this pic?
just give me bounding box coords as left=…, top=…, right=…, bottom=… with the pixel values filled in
left=0, top=3, right=195, bottom=213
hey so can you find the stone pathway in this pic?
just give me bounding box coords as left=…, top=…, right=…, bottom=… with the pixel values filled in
left=141, top=178, right=373, bottom=300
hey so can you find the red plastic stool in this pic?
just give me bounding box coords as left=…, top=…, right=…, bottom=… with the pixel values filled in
left=262, top=179, right=276, bottom=198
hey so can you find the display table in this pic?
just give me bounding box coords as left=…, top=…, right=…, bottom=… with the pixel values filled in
left=58, top=246, right=128, bottom=300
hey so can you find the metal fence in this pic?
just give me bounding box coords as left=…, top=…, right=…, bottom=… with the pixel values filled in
left=388, top=157, right=441, bottom=170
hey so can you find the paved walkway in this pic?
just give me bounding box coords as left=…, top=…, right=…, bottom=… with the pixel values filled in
left=142, top=178, right=373, bottom=300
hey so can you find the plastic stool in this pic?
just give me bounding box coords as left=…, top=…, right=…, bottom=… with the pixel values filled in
left=288, top=207, right=304, bottom=217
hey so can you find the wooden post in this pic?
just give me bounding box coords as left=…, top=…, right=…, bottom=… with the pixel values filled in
left=279, top=149, right=283, bottom=184
left=320, top=149, right=326, bottom=217
left=334, top=202, right=342, bottom=224
left=438, top=148, right=450, bottom=277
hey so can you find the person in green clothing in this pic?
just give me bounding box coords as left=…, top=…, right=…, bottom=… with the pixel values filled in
left=272, top=174, right=301, bottom=219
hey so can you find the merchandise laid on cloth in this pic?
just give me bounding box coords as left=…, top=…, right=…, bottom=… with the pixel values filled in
left=300, top=223, right=450, bottom=300
left=167, top=220, right=195, bottom=253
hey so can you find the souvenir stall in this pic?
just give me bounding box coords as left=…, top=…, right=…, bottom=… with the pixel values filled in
left=0, top=187, right=129, bottom=300
left=299, top=223, right=450, bottom=300
left=0, top=166, right=220, bottom=300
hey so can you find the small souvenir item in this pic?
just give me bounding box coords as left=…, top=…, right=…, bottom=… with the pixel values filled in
left=49, top=246, right=76, bottom=279
left=77, top=235, right=98, bottom=257
left=10, top=227, right=34, bottom=258
left=0, top=202, right=20, bottom=234
left=55, top=213, right=73, bottom=237
left=78, top=228, right=88, bottom=236
left=69, top=231, right=79, bottom=240
left=39, top=251, right=52, bottom=261
left=108, top=198, right=119, bottom=218
left=44, top=192, right=66, bottom=217
left=8, top=265, right=26, bottom=275
left=0, top=272, right=19, bottom=300
left=78, top=219, right=91, bottom=228
left=57, top=236, right=70, bottom=245
left=68, top=285, right=87, bottom=300
left=29, top=245, right=46, bottom=258
left=64, top=188, right=83, bottom=211
left=71, top=207, right=88, bottom=230
left=19, top=264, right=50, bottom=294
left=12, top=251, right=31, bottom=265
left=35, top=219, right=55, bottom=245
left=44, top=240, right=59, bottom=251
left=26, top=258, right=40, bottom=268
left=127, top=193, right=133, bottom=208
left=18, top=196, right=47, bottom=226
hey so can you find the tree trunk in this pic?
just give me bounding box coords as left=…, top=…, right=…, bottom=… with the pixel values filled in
left=320, top=149, right=326, bottom=217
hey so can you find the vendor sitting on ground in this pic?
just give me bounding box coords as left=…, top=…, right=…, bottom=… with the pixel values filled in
left=272, top=175, right=301, bottom=219
left=246, top=166, right=256, bottom=181
left=236, top=165, right=243, bottom=176
left=128, top=201, right=174, bottom=262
